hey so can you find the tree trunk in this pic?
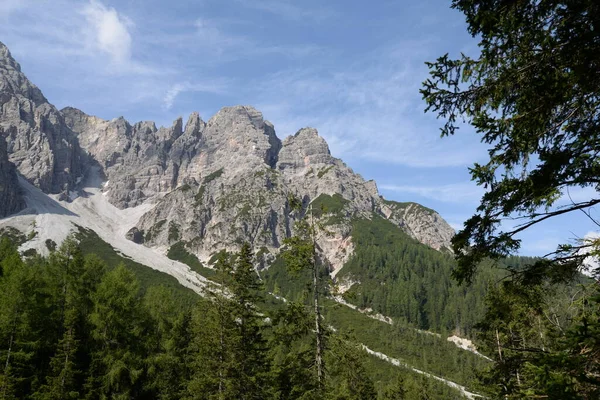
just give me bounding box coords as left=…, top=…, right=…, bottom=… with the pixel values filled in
left=310, top=205, right=324, bottom=386
left=495, top=329, right=503, bottom=362
left=1, top=331, right=14, bottom=398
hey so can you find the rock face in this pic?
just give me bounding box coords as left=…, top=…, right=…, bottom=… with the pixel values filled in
left=0, top=41, right=81, bottom=194
left=0, top=40, right=456, bottom=271
left=382, top=201, right=456, bottom=251
left=0, top=135, right=24, bottom=218
left=63, top=104, right=456, bottom=268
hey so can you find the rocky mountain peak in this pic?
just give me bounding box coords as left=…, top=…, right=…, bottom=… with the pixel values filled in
left=200, top=105, right=281, bottom=170
left=278, top=127, right=331, bottom=172
left=0, top=41, right=47, bottom=107
left=0, top=41, right=455, bottom=266
left=184, top=112, right=205, bottom=137
left=0, top=42, right=81, bottom=194
left=209, top=105, right=267, bottom=131
left=0, top=41, right=20, bottom=72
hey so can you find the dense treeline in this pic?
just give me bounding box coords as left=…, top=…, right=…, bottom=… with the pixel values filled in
left=340, top=216, right=536, bottom=336
left=0, top=235, right=468, bottom=400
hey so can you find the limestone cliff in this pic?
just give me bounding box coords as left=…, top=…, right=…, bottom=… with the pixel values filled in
left=0, top=135, right=24, bottom=218
left=0, top=40, right=455, bottom=273
left=0, top=41, right=81, bottom=194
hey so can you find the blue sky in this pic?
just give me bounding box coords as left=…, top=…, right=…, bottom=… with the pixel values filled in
left=1, top=0, right=597, bottom=255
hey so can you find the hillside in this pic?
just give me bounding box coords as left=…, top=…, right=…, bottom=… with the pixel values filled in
left=0, top=40, right=490, bottom=398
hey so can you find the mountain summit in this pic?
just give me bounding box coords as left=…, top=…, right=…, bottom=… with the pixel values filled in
left=0, top=41, right=454, bottom=277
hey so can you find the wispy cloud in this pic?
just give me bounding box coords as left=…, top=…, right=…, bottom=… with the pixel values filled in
left=82, top=0, right=133, bottom=65
left=379, top=182, right=484, bottom=203
left=163, top=80, right=230, bottom=110
left=245, top=38, right=489, bottom=167
left=190, top=17, right=322, bottom=61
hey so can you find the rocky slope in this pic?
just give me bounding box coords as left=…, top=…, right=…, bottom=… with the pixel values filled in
left=0, top=41, right=81, bottom=194
left=0, top=40, right=455, bottom=273
left=0, top=135, right=24, bottom=217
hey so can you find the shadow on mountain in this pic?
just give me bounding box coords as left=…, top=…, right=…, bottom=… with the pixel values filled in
left=12, top=176, right=79, bottom=217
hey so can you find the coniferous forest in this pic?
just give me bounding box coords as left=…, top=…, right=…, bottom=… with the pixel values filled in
left=0, top=234, right=472, bottom=400
left=1, top=0, right=600, bottom=399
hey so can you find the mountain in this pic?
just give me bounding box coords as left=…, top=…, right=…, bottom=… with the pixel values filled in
left=59, top=103, right=455, bottom=272
left=0, top=41, right=491, bottom=398
left=0, top=37, right=466, bottom=330
left=0, top=134, right=24, bottom=217
left=0, top=42, right=81, bottom=195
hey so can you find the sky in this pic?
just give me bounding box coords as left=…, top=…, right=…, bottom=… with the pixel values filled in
left=0, top=0, right=597, bottom=256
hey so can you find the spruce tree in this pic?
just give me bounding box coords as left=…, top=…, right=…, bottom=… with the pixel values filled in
left=230, top=243, right=270, bottom=399
left=37, top=238, right=86, bottom=399
left=86, top=264, right=146, bottom=399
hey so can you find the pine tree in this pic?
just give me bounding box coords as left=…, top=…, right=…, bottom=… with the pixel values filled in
left=86, top=264, right=146, bottom=399
left=0, top=242, right=38, bottom=399
left=230, top=242, right=270, bottom=399
left=269, top=301, right=319, bottom=399
left=37, top=238, right=86, bottom=399
left=144, top=286, right=191, bottom=400
left=187, top=252, right=235, bottom=400
left=382, top=375, right=407, bottom=400
left=282, top=208, right=327, bottom=389
left=325, top=335, right=377, bottom=400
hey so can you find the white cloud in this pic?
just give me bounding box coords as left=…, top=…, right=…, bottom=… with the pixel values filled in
left=250, top=41, right=488, bottom=167
left=163, top=80, right=230, bottom=110
left=379, top=182, right=484, bottom=204
left=163, top=84, right=186, bottom=110
left=82, top=0, right=133, bottom=64
left=189, top=18, right=322, bottom=61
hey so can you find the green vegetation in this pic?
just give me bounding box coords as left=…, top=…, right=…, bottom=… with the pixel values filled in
left=340, top=215, right=504, bottom=335
left=168, top=221, right=180, bottom=242
left=422, top=1, right=600, bottom=397
left=144, top=219, right=167, bottom=242
left=75, top=226, right=197, bottom=303
left=383, top=199, right=436, bottom=216
left=194, top=185, right=205, bottom=206
left=0, top=227, right=25, bottom=246
left=311, top=193, right=348, bottom=221
left=317, top=165, right=334, bottom=178
left=44, top=239, right=57, bottom=251
left=167, top=241, right=215, bottom=278
left=179, top=183, right=192, bottom=192
left=2, top=234, right=458, bottom=399
left=202, top=167, right=224, bottom=184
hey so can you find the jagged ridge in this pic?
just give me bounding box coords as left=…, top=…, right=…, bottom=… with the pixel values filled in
left=0, top=40, right=454, bottom=273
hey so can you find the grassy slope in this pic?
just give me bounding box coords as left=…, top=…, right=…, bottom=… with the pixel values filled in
left=74, top=226, right=198, bottom=307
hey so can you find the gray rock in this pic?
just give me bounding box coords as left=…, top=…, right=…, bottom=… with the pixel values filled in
left=0, top=135, right=25, bottom=218
left=382, top=201, right=456, bottom=251
left=126, top=227, right=145, bottom=244
left=0, top=41, right=82, bottom=194
left=0, top=40, right=456, bottom=271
